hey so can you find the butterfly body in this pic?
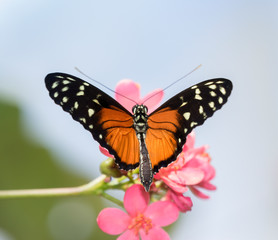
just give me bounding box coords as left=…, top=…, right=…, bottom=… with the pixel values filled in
left=132, top=105, right=153, bottom=191
left=45, top=73, right=233, bottom=191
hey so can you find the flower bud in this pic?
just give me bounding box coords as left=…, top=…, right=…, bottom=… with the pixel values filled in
left=100, top=158, right=122, bottom=178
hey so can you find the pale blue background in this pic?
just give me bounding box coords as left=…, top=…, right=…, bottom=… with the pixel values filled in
left=0, top=1, right=278, bottom=239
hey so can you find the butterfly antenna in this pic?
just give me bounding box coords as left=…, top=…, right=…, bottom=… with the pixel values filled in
left=75, top=67, right=138, bottom=105
left=142, top=64, right=202, bottom=105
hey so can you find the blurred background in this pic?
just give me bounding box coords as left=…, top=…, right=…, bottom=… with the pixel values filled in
left=0, top=0, right=277, bottom=239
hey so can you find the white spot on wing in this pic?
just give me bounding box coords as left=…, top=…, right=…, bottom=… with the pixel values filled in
left=199, top=105, right=204, bottom=114
left=56, top=76, right=64, bottom=79
left=209, top=84, right=217, bottom=90
left=88, top=108, right=95, bottom=117
left=219, top=87, right=226, bottom=95
left=216, top=80, right=224, bottom=84
left=89, top=125, right=93, bottom=129
left=52, top=81, right=59, bottom=89
left=209, top=101, right=215, bottom=109
left=76, top=91, right=84, bottom=96
left=54, top=92, right=59, bottom=98
left=83, top=82, right=89, bottom=86
left=63, top=80, right=71, bottom=85
left=99, top=134, right=103, bottom=139
left=195, top=88, right=201, bottom=94
left=74, top=101, right=79, bottom=109
left=180, top=101, right=188, bottom=107
left=67, top=77, right=75, bottom=81
left=210, top=91, right=216, bottom=97
left=191, top=85, right=197, bottom=89
left=218, top=97, right=223, bottom=104
left=183, top=112, right=191, bottom=120
left=190, top=122, right=197, bottom=127
left=79, top=118, right=86, bottom=123
left=205, top=81, right=214, bottom=85
left=62, top=97, right=68, bottom=103
left=195, top=94, right=202, bottom=100
left=79, top=85, right=85, bottom=91
left=184, top=128, right=188, bottom=133
left=61, top=86, right=69, bottom=92
left=93, top=99, right=101, bottom=105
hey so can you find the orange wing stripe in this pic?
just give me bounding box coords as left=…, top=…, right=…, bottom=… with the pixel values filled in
left=148, top=107, right=181, bottom=133
left=98, top=106, right=134, bottom=130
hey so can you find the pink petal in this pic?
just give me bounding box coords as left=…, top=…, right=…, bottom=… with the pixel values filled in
left=124, top=184, right=149, bottom=217
left=201, top=164, right=216, bottom=182
left=97, top=208, right=130, bottom=235
left=99, top=146, right=113, bottom=158
left=168, top=191, right=193, bottom=213
left=189, top=186, right=210, bottom=199
left=166, top=168, right=204, bottom=186
left=160, top=176, right=188, bottom=193
left=182, top=132, right=196, bottom=151
left=140, top=226, right=170, bottom=240
left=118, top=230, right=139, bottom=240
left=115, top=79, right=140, bottom=113
left=177, top=167, right=204, bottom=185
left=198, top=181, right=216, bottom=190
left=139, top=89, right=164, bottom=114
left=144, top=201, right=179, bottom=227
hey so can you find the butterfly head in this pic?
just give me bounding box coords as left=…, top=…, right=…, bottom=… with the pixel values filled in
left=132, top=105, right=149, bottom=133
left=132, top=104, right=148, bottom=115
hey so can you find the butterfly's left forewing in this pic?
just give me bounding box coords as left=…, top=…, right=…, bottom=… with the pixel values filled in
left=45, top=73, right=140, bottom=170
left=147, top=78, right=233, bottom=173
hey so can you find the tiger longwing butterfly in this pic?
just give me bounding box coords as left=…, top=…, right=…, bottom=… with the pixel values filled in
left=45, top=73, right=232, bottom=191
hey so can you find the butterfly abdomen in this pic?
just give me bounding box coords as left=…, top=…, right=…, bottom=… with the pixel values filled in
left=138, top=133, right=153, bottom=192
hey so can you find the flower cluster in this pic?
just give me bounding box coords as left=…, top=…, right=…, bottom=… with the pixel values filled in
left=98, top=79, right=216, bottom=239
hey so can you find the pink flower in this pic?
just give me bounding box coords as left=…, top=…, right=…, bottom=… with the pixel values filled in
left=164, top=189, right=193, bottom=213
left=100, top=79, right=164, bottom=157
left=155, top=132, right=216, bottom=199
left=115, top=79, right=164, bottom=114
left=97, top=184, right=179, bottom=240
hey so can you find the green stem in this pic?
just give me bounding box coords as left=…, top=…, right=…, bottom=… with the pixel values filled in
left=100, top=192, right=124, bottom=207
left=0, top=175, right=107, bottom=199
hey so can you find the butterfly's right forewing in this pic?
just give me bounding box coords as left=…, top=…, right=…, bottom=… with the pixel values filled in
left=147, top=78, right=233, bottom=173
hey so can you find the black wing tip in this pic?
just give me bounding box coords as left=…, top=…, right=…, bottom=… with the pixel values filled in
left=45, top=72, right=74, bottom=81
left=44, top=72, right=62, bottom=85
left=209, top=78, right=233, bottom=95
left=222, top=78, right=233, bottom=95
left=218, top=77, right=232, bottom=87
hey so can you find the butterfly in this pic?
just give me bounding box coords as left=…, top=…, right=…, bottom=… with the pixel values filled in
left=45, top=73, right=232, bottom=191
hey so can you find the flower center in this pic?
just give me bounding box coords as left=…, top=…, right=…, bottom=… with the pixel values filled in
left=128, top=213, right=153, bottom=235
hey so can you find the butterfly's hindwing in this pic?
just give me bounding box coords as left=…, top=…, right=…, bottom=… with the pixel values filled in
left=148, top=78, right=233, bottom=173
left=45, top=73, right=139, bottom=170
